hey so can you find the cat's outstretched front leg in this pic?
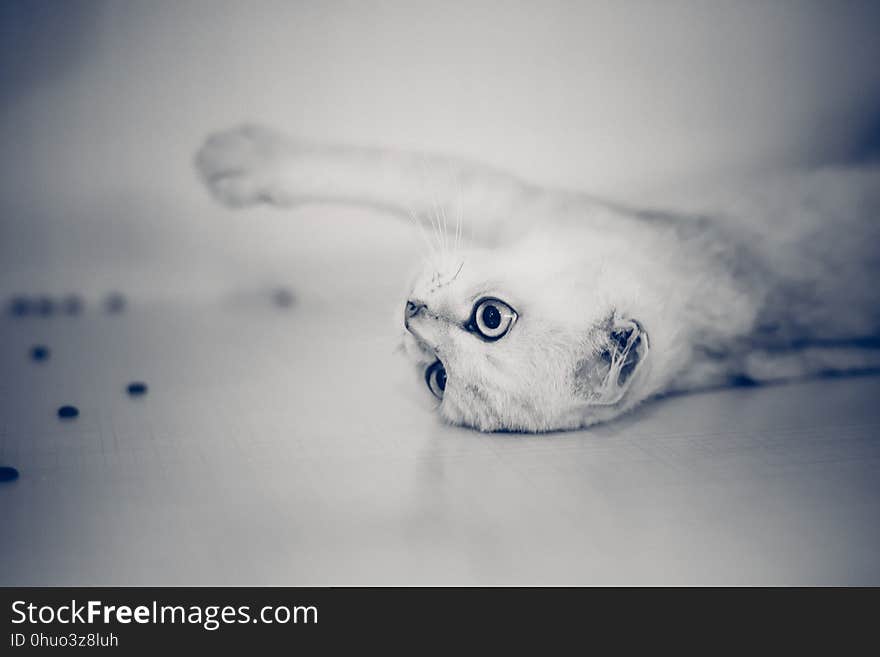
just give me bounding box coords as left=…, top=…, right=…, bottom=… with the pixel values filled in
left=195, top=124, right=541, bottom=245
left=195, top=124, right=303, bottom=208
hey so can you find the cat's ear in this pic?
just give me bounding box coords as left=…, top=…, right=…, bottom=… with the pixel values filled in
left=573, top=318, right=649, bottom=406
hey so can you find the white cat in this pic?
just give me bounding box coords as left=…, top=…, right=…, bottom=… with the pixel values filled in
left=196, top=124, right=880, bottom=432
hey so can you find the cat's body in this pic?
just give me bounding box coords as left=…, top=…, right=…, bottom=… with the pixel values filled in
left=197, top=124, right=880, bottom=432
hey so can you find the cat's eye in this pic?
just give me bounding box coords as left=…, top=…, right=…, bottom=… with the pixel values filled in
left=468, top=297, right=518, bottom=341
left=425, top=360, right=447, bottom=399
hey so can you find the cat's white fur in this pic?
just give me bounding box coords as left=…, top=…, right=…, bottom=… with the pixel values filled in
left=196, top=124, right=880, bottom=432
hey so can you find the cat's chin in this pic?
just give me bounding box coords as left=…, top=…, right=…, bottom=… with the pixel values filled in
left=399, top=329, right=437, bottom=366
left=435, top=378, right=650, bottom=433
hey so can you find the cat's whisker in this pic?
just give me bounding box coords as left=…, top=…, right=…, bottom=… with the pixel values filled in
left=416, top=156, right=444, bottom=256
left=406, top=207, right=436, bottom=260
left=454, top=172, right=464, bottom=256
left=430, top=195, right=444, bottom=253
left=430, top=199, right=445, bottom=256
left=423, top=163, right=447, bottom=258
left=439, top=183, right=449, bottom=257
left=431, top=196, right=445, bottom=257
left=449, top=260, right=464, bottom=283
left=400, top=195, right=433, bottom=260
left=450, top=162, right=462, bottom=257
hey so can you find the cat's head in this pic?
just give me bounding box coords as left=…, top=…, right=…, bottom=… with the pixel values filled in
left=400, top=234, right=652, bottom=432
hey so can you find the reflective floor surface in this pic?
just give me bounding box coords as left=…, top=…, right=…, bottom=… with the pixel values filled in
left=2, top=285, right=878, bottom=585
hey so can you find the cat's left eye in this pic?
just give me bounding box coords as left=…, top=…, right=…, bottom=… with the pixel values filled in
left=425, top=360, right=447, bottom=399
left=468, top=297, right=518, bottom=341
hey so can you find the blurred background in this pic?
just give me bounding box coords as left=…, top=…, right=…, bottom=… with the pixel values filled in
left=2, top=0, right=880, bottom=300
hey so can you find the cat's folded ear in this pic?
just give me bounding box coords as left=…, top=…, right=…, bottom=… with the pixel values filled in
left=573, top=318, right=649, bottom=406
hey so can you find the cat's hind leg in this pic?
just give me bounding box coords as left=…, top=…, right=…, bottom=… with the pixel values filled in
left=742, top=345, right=880, bottom=384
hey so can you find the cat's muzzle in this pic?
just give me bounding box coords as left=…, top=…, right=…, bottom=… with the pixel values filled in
left=404, top=300, right=427, bottom=331
left=405, top=300, right=424, bottom=318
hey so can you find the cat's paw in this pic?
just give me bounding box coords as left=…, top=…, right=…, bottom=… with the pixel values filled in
left=195, top=124, right=295, bottom=207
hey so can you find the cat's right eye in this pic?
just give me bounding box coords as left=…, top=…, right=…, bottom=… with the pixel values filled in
left=467, top=297, right=518, bottom=341
left=425, top=360, right=447, bottom=400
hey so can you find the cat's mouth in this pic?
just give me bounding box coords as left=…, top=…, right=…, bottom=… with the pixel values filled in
left=405, top=323, right=439, bottom=359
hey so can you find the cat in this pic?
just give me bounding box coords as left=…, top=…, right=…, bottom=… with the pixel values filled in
left=195, top=124, right=880, bottom=432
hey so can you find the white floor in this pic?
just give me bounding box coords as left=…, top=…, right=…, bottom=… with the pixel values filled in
left=2, top=283, right=879, bottom=585
left=3, top=0, right=879, bottom=586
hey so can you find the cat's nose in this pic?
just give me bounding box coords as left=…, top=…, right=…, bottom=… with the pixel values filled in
left=405, top=300, right=425, bottom=320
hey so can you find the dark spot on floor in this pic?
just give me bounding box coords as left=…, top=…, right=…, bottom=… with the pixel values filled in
left=104, top=292, right=126, bottom=313
left=30, top=345, right=50, bottom=362
left=8, top=296, right=30, bottom=316
left=36, top=296, right=54, bottom=316
left=62, top=294, right=84, bottom=315
left=0, top=466, right=19, bottom=483
left=57, top=405, right=79, bottom=419
left=273, top=288, right=295, bottom=308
